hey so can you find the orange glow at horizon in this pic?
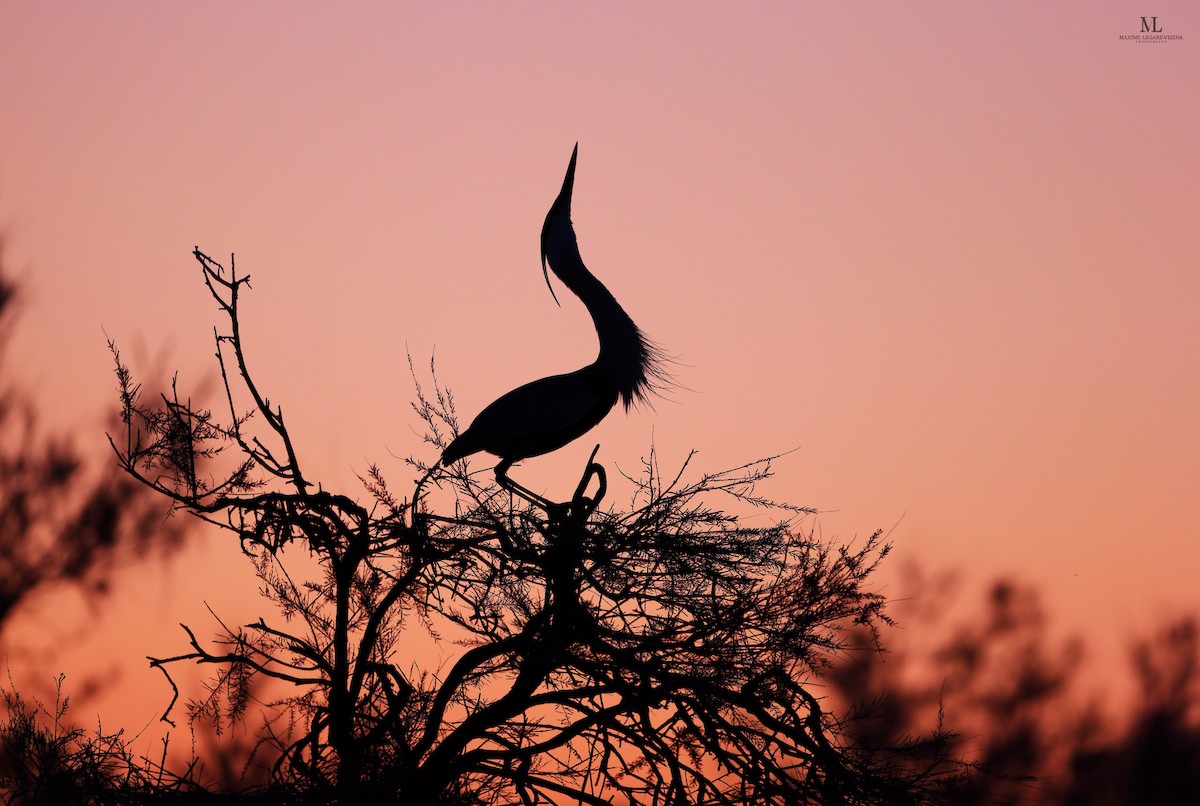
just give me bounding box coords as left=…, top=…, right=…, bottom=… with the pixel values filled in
left=1, top=1, right=1197, bottom=752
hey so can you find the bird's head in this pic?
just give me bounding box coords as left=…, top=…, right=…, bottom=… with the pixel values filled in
left=539, top=143, right=579, bottom=307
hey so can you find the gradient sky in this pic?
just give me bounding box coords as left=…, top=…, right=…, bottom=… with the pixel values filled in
left=1, top=2, right=1197, bottom=741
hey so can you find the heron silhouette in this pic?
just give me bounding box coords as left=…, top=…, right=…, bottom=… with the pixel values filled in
left=440, top=145, right=667, bottom=506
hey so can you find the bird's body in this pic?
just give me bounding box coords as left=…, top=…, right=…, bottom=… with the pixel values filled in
left=441, top=145, right=665, bottom=471
left=439, top=368, right=617, bottom=465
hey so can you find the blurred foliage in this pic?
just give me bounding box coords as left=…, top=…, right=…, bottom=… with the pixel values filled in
left=832, top=574, right=1200, bottom=804
left=0, top=248, right=186, bottom=630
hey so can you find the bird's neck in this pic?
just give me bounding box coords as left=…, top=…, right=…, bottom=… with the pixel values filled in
left=546, top=239, right=649, bottom=407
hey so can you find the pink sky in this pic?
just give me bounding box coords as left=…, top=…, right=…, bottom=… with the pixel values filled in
left=2, top=2, right=1197, bottom=745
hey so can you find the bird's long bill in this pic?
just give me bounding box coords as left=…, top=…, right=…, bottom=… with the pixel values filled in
left=559, top=143, right=578, bottom=202
left=538, top=143, right=578, bottom=308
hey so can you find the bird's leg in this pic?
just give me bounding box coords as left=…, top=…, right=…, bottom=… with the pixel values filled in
left=495, top=459, right=564, bottom=514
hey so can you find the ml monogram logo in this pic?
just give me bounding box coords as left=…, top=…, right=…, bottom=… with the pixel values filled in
left=1120, top=15, right=1181, bottom=43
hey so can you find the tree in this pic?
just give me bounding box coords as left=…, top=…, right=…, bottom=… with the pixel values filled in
left=104, top=249, right=951, bottom=803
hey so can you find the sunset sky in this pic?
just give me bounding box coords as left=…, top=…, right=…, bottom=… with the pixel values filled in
left=1, top=2, right=1197, bottom=743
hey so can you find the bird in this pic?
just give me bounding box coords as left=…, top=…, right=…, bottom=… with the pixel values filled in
left=440, top=144, right=667, bottom=496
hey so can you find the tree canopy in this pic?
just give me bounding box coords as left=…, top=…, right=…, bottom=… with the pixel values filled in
left=92, top=250, right=950, bottom=803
